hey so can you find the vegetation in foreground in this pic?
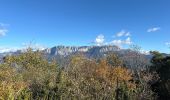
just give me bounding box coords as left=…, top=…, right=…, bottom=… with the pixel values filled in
left=0, top=48, right=169, bottom=100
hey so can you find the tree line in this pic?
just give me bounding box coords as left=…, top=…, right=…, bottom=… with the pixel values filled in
left=0, top=48, right=169, bottom=100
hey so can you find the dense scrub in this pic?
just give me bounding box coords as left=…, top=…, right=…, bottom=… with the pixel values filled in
left=0, top=49, right=169, bottom=100
left=150, top=51, right=170, bottom=100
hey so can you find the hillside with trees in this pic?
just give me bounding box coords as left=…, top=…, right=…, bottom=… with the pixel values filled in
left=0, top=48, right=169, bottom=100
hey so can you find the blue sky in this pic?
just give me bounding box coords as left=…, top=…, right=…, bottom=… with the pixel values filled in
left=0, top=0, right=170, bottom=53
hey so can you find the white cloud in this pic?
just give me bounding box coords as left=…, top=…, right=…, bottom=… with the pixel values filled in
left=140, top=49, right=150, bottom=55
left=94, top=30, right=133, bottom=47
left=165, top=42, right=170, bottom=46
left=115, top=30, right=131, bottom=37
left=95, top=34, right=105, bottom=46
left=0, top=47, right=19, bottom=53
left=147, top=27, right=160, bottom=32
left=125, top=32, right=131, bottom=36
left=0, top=42, right=46, bottom=53
left=116, top=30, right=125, bottom=37
left=124, top=37, right=132, bottom=45
left=0, top=23, right=9, bottom=37
left=111, top=39, right=123, bottom=46
left=0, top=29, right=8, bottom=36
left=111, top=37, right=132, bottom=47
left=111, top=30, right=132, bottom=47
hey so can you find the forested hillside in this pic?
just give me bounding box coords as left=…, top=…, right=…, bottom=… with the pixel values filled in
left=0, top=48, right=169, bottom=100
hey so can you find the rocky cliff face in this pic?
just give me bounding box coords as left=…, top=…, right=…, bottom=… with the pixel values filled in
left=0, top=45, right=152, bottom=69
left=44, top=45, right=120, bottom=56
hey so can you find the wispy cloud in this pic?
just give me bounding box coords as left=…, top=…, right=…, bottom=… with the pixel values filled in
left=165, top=42, right=170, bottom=46
left=0, top=42, right=46, bottom=53
left=114, top=30, right=131, bottom=37
left=124, top=37, right=132, bottom=45
left=0, top=29, right=8, bottom=36
left=110, top=30, right=132, bottom=47
left=94, top=30, right=133, bottom=47
left=95, top=34, right=105, bottom=46
left=0, top=23, right=9, bottom=37
left=147, top=27, right=160, bottom=32
left=0, top=23, right=10, bottom=27
left=0, top=47, right=19, bottom=53
left=111, top=37, right=132, bottom=47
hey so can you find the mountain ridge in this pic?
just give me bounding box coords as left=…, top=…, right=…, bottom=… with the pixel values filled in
left=44, top=45, right=121, bottom=56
